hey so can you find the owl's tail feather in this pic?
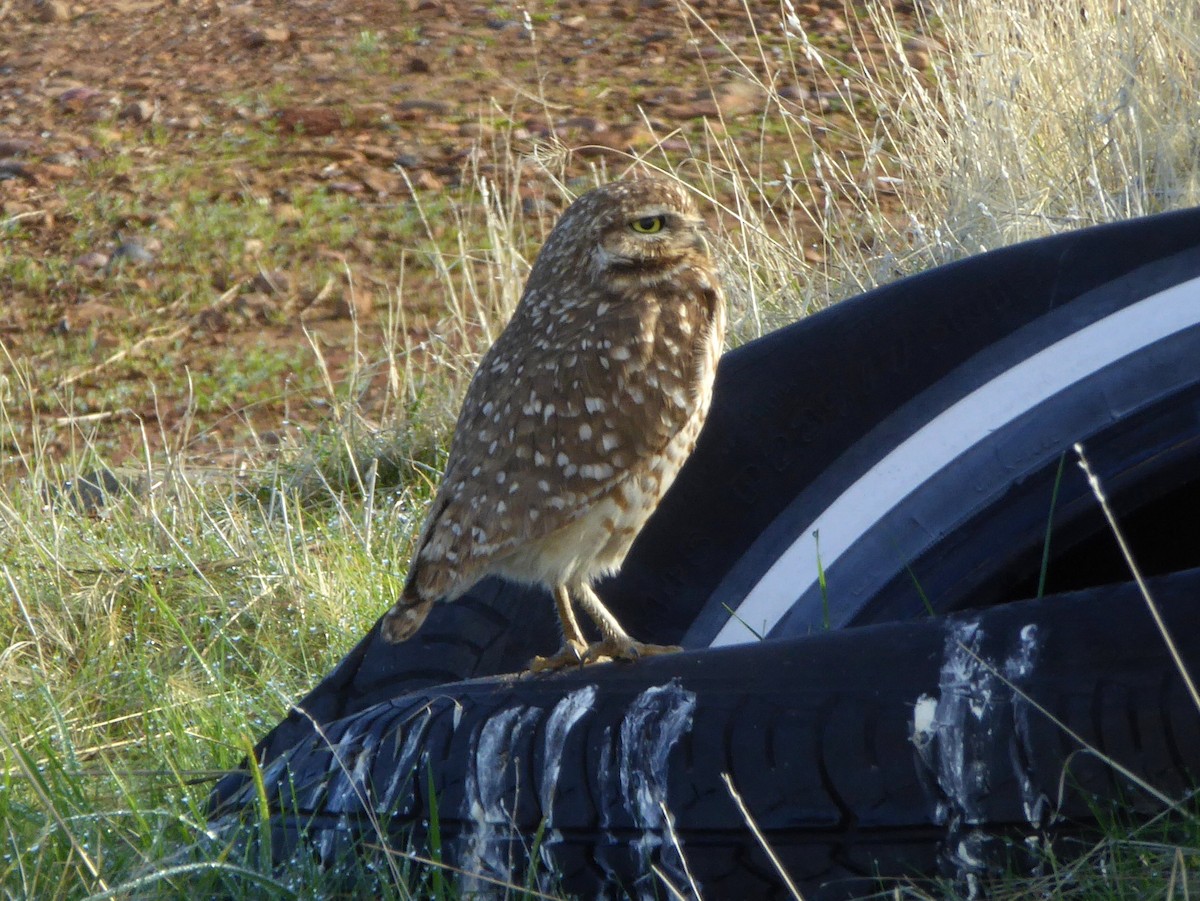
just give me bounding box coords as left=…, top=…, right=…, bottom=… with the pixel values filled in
left=380, top=582, right=433, bottom=643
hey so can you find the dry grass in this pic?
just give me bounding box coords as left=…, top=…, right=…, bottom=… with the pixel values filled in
left=1, top=0, right=1198, bottom=897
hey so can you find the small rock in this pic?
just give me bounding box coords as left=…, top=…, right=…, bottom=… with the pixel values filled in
left=275, top=106, right=344, bottom=136
left=74, top=251, right=110, bottom=271
left=57, top=469, right=128, bottom=515
left=251, top=270, right=292, bottom=296
left=903, top=36, right=944, bottom=71
left=905, top=49, right=929, bottom=70
left=194, top=307, right=230, bottom=332
left=408, top=169, right=443, bottom=192
left=105, top=237, right=154, bottom=269
left=244, top=26, right=292, bottom=48
left=359, top=144, right=398, bottom=163
left=0, top=159, right=37, bottom=183
left=395, top=98, right=452, bottom=120
left=117, top=100, right=155, bottom=124
left=56, top=86, right=106, bottom=110
left=778, top=84, right=812, bottom=103
left=231, top=292, right=278, bottom=322
left=0, top=137, right=36, bottom=156
left=668, top=100, right=720, bottom=120
left=334, top=287, right=373, bottom=319
left=167, top=115, right=203, bottom=131
left=521, top=193, right=559, bottom=218
left=93, top=129, right=123, bottom=147
left=713, top=81, right=765, bottom=118
left=34, top=0, right=71, bottom=23
left=272, top=203, right=303, bottom=225
left=38, top=162, right=77, bottom=181
left=405, top=57, right=431, bottom=74
left=575, top=123, right=654, bottom=157
left=109, top=240, right=155, bottom=266
left=359, top=167, right=401, bottom=195
left=559, top=114, right=601, bottom=133
left=393, top=151, right=426, bottom=169
left=63, top=300, right=120, bottom=329
left=457, top=121, right=493, bottom=139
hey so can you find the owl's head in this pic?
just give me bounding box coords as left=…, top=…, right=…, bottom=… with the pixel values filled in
left=531, top=178, right=714, bottom=292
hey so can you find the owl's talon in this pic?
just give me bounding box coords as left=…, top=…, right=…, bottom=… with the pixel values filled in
left=583, top=639, right=682, bottom=664
left=528, top=639, right=589, bottom=674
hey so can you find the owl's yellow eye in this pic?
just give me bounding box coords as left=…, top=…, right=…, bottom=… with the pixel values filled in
left=630, top=215, right=665, bottom=234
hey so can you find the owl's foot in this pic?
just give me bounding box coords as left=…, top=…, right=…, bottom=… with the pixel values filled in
left=528, top=638, right=589, bottom=674
left=527, top=638, right=682, bottom=673
left=583, top=638, right=683, bottom=665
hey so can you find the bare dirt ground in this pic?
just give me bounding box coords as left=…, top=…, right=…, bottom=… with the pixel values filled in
left=1, top=0, right=919, bottom=470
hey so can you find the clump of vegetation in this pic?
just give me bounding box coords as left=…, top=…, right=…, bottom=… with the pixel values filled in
left=2, top=0, right=1198, bottom=897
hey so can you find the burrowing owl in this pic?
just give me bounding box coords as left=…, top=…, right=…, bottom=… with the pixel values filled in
left=382, top=178, right=726, bottom=671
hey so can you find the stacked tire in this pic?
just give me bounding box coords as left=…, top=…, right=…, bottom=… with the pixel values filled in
left=211, top=208, right=1200, bottom=899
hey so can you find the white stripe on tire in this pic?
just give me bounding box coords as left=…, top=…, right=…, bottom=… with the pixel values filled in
left=711, top=275, right=1200, bottom=647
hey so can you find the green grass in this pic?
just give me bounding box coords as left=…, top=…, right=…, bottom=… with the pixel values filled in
left=3, top=0, right=1200, bottom=897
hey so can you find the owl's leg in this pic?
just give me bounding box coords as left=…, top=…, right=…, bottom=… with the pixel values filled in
left=553, top=583, right=587, bottom=648
left=574, top=583, right=682, bottom=664
left=528, top=584, right=590, bottom=673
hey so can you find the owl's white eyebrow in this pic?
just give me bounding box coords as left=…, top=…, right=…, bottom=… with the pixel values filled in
left=628, top=206, right=673, bottom=219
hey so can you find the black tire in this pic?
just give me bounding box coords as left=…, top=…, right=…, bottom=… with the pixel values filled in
left=219, top=206, right=1200, bottom=759
left=212, top=574, right=1200, bottom=900
left=209, top=208, right=1200, bottom=895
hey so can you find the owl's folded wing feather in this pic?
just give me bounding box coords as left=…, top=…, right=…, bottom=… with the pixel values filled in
left=406, top=280, right=722, bottom=601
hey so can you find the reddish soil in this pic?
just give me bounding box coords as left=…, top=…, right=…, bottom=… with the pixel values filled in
left=0, top=0, right=918, bottom=468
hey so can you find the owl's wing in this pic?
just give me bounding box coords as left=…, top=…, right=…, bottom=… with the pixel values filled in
left=407, top=283, right=723, bottom=599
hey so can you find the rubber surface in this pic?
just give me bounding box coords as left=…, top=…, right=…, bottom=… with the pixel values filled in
left=208, top=207, right=1200, bottom=896
left=211, top=573, right=1200, bottom=899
